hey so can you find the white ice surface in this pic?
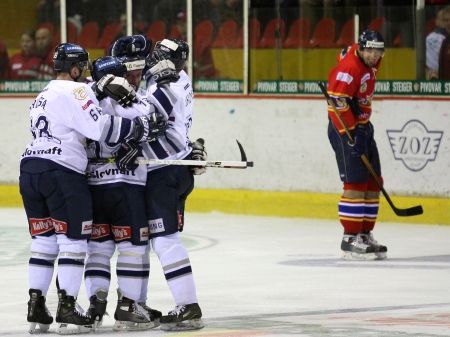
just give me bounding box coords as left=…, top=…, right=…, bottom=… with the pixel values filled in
left=0, top=208, right=449, bottom=336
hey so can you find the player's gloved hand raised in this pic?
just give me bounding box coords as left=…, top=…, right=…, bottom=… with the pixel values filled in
left=145, top=57, right=179, bottom=84
left=93, top=74, right=136, bottom=107
left=348, top=124, right=367, bottom=157
left=128, top=114, right=168, bottom=143
left=190, top=138, right=207, bottom=175
left=116, top=139, right=141, bottom=171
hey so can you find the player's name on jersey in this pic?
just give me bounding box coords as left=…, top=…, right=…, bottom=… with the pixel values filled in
left=0, top=81, right=48, bottom=93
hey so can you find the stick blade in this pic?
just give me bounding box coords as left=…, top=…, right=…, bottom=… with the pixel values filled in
left=236, top=139, right=248, bottom=162
left=394, top=205, right=423, bottom=217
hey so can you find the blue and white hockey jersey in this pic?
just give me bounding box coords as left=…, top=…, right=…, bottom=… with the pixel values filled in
left=21, top=80, right=134, bottom=174
left=142, top=70, right=193, bottom=171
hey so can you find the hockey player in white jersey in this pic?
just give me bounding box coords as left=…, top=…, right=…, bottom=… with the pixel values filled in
left=143, top=38, right=206, bottom=331
left=19, top=42, right=161, bottom=335
left=84, top=35, right=179, bottom=331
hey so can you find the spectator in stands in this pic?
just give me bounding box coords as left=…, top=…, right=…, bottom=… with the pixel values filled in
left=35, top=27, right=55, bottom=80
left=0, top=39, right=9, bottom=80
left=9, top=31, right=42, bottom=80
left=426, top=5, right=450, bottom=79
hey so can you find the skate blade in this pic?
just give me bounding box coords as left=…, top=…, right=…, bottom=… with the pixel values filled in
left=29, top=322, right=51, bottom=334
left=341, top=251, right=378, bottom=261
left=375, top=252, right=388, bottom=260
left=113, top=320, right=156, bottom=331
left=160, top=318, right=205, bottom=331
left=56, top=323, right=92, bottom=335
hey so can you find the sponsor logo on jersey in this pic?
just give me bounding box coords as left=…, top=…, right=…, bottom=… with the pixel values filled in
left=148, top=218, right=165, bottom=234
left=112, top=226, right=132, bottom=241
left=29, top=217, right=53, bottom=236
left=22, top=146, right=62, bottom=157
left=336, top=71, right=353, bottom=84
left=387, top=119, right=443, bottom=171
left=87, top=167, right=137, bottom=179
left=73, top=86, right=88, bottom=100
left=91, top=223, right=111, bottom=239
left=82, top=99, right=94, bottom=110
left=53, top=219, right=68, bottom=234
left=81, top=220, right=93, bottom=235
left=140, top=227, right=149, bottom=241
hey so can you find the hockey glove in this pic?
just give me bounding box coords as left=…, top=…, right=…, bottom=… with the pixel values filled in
left=190, top=138, right=207, bottom=175
left=94, top=74, right=136, bottom=107
left=116, top=139, right=141, bottom=171
left=146, top=58, right=179, bottom=84
left=128, top=114, right=168, bottom=143
left=348, top=124, right=367, bottom=158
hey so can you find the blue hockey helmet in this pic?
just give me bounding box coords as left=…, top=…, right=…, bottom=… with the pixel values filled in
left=110, top=35, right=151, bottom=72
left=150, top=38, right=189, bottom=72
left=91, top=56, right=127, bottom=82
left=53, top=43, right=89, bottom=72
left=358, top=30, right=385, bottom=51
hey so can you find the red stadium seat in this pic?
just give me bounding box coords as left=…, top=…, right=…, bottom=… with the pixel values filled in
left=77, top=21, right=100, bottom=48
left=212, top=19, right=238, bottom=48
left=258, top=18, right=286, bottom=48
left=194, top=19, right=214, bottom=58
left=97, top=22, right=121, bottom=49
left=367, top=17, right=384, bottom=32
left=310, top=18, right=336, bottom=48
left=146, top=20, right=166, bottom=43
left=335, top=19, right=355, bottom=47
left=283, top=17, right=311, bottom=48
left=169, top=25, right=183, bottom=39
left=236, top=18, right=261, bottom=48
left=67, top=20, right=78, bottom=43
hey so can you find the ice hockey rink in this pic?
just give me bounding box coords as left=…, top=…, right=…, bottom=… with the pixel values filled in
left=0, top=207, right=449, bottom=337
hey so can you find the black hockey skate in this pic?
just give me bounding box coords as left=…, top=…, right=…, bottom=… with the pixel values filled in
left=88, top=289, right=108, bottom=331
left=27, top=288, right=53, bottom=334
left=55, top=289, right=93, bottom=335
left=113, top=290, right=153, bottom=331
left=361, top=232, right=388, bottom=260
left=160, top=303, right=204, bottom=331
left=138, top=302, right=162, bottom=327
left=341, top=234, right=377, bottom=260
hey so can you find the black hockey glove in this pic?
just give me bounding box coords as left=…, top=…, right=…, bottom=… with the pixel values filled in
left=145, top=57, right=179, bottom=84
left=128, top=114, right=168, bottom=143
left=93, top=74, right=136, bottom=107
left=190, top=138, right=207, bottom=175
left=348, top=124, right=367, bottom=158
left=116, top=139, right=141, bottom=171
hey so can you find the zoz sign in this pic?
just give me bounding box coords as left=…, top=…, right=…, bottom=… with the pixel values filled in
left=386, top=120, right=443, bottom=172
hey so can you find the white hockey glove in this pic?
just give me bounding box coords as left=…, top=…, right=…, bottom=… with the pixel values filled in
left=190, top=138, right=207, bottom=175
left=146, top=58, right=180, bottom=84
left=128, top=114, right=168, bottom=143
left=94, top=74, right=136, bottom=107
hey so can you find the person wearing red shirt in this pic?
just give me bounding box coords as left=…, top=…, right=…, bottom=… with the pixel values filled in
left=9, top=31, right=42, bottom=80
left=326, top=30, right=387, bottom=261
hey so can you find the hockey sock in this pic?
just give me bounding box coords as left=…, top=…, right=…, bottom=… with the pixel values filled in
left=339, top=183, right=367, bottom=234
left=363, top=180, right=381, bottom=232
left=29, top=235, right=58, bottom=295
left=116, top=241, right=149, bottom=301
left=138, top=244, right=151, bottom=303
left=56, top=235, right=87, bottom=297
left=84, top=240, right=115, bottom=298
left=152, top=233, right=198, bottom=305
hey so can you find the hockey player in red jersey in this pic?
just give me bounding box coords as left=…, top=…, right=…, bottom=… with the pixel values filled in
left=326, top=30, right=387, bottom=260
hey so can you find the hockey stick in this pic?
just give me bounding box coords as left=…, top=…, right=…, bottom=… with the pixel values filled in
left=90, top=140, right=254, bottom=169
left=318, top=81, right=423, bottom=217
